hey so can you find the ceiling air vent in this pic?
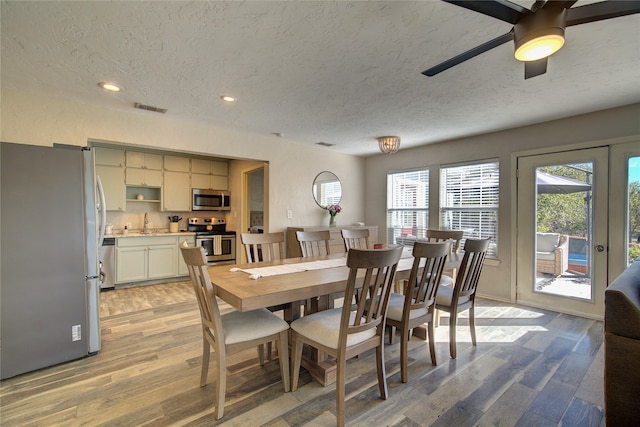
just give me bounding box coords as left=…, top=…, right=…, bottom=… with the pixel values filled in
left=315, top=141, right=334, bottom=147
left=134, top=102, right=167, bottom=114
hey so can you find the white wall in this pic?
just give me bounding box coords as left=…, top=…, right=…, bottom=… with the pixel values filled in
left=1, top=88, right=366, bottom=240
left=364, top=103, right=640, bottom=302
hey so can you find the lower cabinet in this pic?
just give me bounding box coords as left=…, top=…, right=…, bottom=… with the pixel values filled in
left=116, top=235, right=195, bottom=284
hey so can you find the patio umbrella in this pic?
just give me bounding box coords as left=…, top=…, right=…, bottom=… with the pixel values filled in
left=536, top=171, right=591, bottom=194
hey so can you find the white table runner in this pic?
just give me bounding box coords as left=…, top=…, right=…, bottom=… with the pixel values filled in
left=231, top=257, right=347, bottom=279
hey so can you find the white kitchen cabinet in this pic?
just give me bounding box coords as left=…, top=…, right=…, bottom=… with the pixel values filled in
left=164, top=155, right=190, bottom=172
left=125, top=151, right=163, bottom=170
left=95, top=147, right=125, bottom=166
left=125, top=168, right=162, bottom=186
left=96, top=165, right=126, bottom=211
left=115, top=235, right=192, bottom=283
left=191, top=158, right=228, bottom=175
left=191, top=158, right=228, bottom=190
left=163, top=171, right=190, bottom=211
left=190, top=173, right=228, bottom=190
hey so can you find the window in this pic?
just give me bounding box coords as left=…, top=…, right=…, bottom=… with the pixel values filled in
left=440, top=160, right=499, bottom=257
left=387, top=168, right=429, bottom=245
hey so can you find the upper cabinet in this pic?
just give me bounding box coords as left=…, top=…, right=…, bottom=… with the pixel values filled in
left=164, top=155, right=190, bottom=172
left=191, top=159, right=228, bottom=190
left=95, top=147, right=125, bottom=167
left=95, top=147, right=126, bottom=211
left=125, top=152, right=162, bottom=170
left=94, top=146, right=230, bottom=211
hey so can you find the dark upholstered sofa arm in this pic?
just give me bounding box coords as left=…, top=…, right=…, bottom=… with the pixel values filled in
left=604, top=261, right=640, bottom=425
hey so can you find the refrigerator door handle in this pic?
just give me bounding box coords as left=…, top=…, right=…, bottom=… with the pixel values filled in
left=96, top=175, right=107, bottom=246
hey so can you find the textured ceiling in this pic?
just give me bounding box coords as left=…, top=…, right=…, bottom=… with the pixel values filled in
left=1, top=1, right=639, bottom=156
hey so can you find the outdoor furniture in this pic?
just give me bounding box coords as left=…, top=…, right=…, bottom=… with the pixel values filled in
left=536, top=232, right=569, bottom=276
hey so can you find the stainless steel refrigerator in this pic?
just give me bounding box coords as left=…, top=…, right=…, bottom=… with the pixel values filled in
left=1, top=142, right=104, bottom=379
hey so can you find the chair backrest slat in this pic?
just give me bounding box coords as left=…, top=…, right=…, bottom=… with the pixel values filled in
left=426, top=229, right=464, bottom=255
left=241, top=232, right=286, bottom=263
left=340, top=246, right=403, bottom=345
left=452, top=238, right=490, bottom=302
left=407, top=241, right=451, bottom=314
left=180, top=245, right=224, bottom=343
left=296, top=230, right=331, bottom=257
left=342, top=228, right=370, bottom=251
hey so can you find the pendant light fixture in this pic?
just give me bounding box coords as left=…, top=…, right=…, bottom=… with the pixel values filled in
left=378, top=136, right=401, bottom=154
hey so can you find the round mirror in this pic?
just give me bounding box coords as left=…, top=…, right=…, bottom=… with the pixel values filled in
left=312, top=171, right=342, bottom=209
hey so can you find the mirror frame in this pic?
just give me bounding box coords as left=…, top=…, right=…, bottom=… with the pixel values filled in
left=312, top=171, right=342, bottom=209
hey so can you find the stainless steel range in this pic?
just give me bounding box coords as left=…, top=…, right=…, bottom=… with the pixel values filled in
left=187, top=217, right=236, bottom=264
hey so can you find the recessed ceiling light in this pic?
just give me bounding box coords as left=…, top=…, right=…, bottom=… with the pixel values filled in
left=272, top=132, right=283, bottom=137
left=98, top=82, right=121, bottom=92
left=221, top=95, right=236, bottom=102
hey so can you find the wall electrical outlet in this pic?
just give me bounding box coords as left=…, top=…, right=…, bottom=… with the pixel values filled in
left=72, top=325, right=81, bottom=341
left=125, top=222, right=132, bottom=229
left=287, top=209, right=293, bottom=219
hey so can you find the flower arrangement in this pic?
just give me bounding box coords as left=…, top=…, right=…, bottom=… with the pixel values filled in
left=326, top=204, right=342, bottom=217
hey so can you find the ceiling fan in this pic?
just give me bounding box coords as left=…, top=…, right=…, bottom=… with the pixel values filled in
left=423, top=0, right=640, bottom=79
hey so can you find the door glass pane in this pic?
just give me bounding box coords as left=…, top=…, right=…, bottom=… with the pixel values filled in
left=535, top=163, right=593, bottom=300
left=628, top=156, right=640, bottom=266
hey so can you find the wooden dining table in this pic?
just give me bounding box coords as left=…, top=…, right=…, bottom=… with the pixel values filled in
left=207, top=247, right=460, bottom=386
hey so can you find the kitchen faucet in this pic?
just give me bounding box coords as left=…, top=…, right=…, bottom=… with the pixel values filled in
left=142, top=212, right=150, bottom=234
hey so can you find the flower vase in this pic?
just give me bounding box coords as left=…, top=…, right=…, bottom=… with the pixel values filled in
left=329, top=214, right=336, bottom=227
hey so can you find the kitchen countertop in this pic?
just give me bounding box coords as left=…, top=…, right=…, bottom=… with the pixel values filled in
left=105, top=231, right=196, bottom=238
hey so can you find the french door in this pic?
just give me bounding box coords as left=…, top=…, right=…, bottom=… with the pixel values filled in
left=516, top=147, right=608, bottom=318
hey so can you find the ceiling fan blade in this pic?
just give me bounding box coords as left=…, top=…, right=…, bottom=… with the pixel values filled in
left=524, top=58, right=548, bottom=79
left=443, top=0, right=528, bottom=24
left=566, top=0, right=640, bottom=26
left=422, top=31, right=514, bottom=77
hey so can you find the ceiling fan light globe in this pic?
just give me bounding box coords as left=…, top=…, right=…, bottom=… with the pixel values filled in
left=515, top=33, right=565, bottom=61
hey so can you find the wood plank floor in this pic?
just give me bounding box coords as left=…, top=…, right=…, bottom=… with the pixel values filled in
left=0, top=281, right=605, bottom=426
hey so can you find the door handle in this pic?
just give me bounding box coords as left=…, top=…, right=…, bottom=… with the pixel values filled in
left=595, top=245, right=605, bottom=252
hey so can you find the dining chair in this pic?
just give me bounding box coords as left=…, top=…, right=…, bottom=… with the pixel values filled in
left=290, top=245, right=403, bottom=427
left=435, top=238, right=490, bottom=359
left=240, top=231, right=289, bottom=359
left=297, top=230, right=334, bottom=312
left=296, top=230, right=331, bottom=257
left=426, top=229, right=464, bottom=285
left=341, top=228, right=370, bottom=251
left=241, top=232, right=286, bottom=263
left=180, top=245, right=290, bottom=420
left=385, top=241, right=451, bottom=382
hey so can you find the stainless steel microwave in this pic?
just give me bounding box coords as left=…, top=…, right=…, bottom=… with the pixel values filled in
left=192, top=189, right=231, bottom=211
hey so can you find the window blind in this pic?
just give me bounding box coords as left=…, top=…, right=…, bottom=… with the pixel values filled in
left=387, top=169, right=429, bottom=244
left=440, top=161, right=499, bottom=257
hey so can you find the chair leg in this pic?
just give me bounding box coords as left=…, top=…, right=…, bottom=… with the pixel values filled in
left=200, top=336, right=210, bottom=387
left=291, top=332, right=304, bottom=391
left=387, top=325, right=395, bottom=345
left=469, top=304, right=477, bottom=346
left=400, top=327, right=409, bottom=383
left=336, top=356, right=346, bottom=427
left=449, top=311, right=457, bottom=359
left=258, top=344, right=265, bottom=366
left=277, top=331, right=291, bottom=392
left=267, top=342, right=273, bottom=361
left=214, top=346, right=227, bottom=420
left=376, top=342, right=389, bottom=399
left=427, top=320, right=437, bottom=366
